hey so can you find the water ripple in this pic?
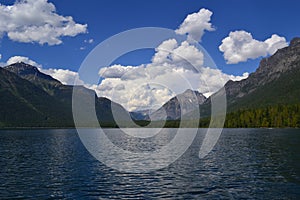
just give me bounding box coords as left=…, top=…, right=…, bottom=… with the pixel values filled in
left=0, top=128, right=299, bottom=199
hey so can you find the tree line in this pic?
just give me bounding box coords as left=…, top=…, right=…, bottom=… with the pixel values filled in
left=224, top=104, right=300, bottom=128
left=164, top=104, right=300, bottom=128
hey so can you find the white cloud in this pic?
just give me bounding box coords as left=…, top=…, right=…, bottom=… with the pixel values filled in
left=175, top=8, right=215, bottom=42
left=152, top=39, right=178, bottom=64
left=0, top=54, right=4, bottom=66
left=2, top=8, right=252, bottom=112
left=95, top=64, right=249, bottom=111
left=40, top=68, right=85, bottom=85
left=219, top=31, right=288, bottom=64
left=80, top=39, right=94, bottom=50
left=99, top=64, right=136, bottom=79
left=84, top=39, right=94, bottom=44
left=92, top=9, right=252, bottom=111
left=0, top=0, right=87, bottom=45
left=228, top=72, right=249, bottom=82
left=115, top=84, right=125, bottom=91
left=5, top=55, right=85, bottom=85
left=172, top=41, right=204, bottom=68
left=265, top=34, right=288, bottom=55
left=6, top=56, right=42, bottom=67
left=95, top=39, right=249, bottom=111
left=151, top=40, right=204, bottom=72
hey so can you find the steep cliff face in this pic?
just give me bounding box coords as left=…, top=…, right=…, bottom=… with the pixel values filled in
left=223, top=37, right=300, bottom=110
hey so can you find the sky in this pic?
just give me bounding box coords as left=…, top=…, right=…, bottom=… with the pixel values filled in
left=0, top=0, right=299, bottom=111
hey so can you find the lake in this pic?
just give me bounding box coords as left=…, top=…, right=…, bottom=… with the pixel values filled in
left=0, top=128, right=299, bottom=199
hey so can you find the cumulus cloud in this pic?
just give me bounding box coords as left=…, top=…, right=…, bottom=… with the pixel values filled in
left=175, top=8, right=215, bottom=42
left=40, top=68, right=84, bottom=85
left=229, top=72, right=249, bottom=82
left=7, top=56, right=42, bottom=67
left=96, top=83, right=113, bottom=91
left=151, top=39, right=204, bottom=72
left=265, top=34, right=288, bottom=55
left=152, top=39, right=178, bottom=64
left=0, top=0, right=87, bottom=45
left=2, top=8, right=252, bottom=112
left=95, top=64, right=248, bottom=111
left=115, top=84, right=125, bottom=91
left=99, top=65, right=136, bottom=79
left=91, top=9, right=252, bottom=111
left=95, top=38, right=249, bottom=111
left=219, top=31, right=288, bottom=64
left=172, top=41, right=204, bottom=67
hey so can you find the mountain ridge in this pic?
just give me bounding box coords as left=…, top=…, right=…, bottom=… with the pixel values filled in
left=1, top=37, right=300, bottom=128
left=149, top=89, right=207, bottom=120
left=0, top=66, right=74, bottom=127
left=0, top=63, right=130, bottom=127
left=192, top=37, right=300, bottom=127
left=224, top=37, right=300, bottom=111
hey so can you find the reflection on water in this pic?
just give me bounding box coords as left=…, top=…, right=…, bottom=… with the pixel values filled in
left=78, top=128, right=199, bottom=173
left=0, top=128, right=299, bottom=199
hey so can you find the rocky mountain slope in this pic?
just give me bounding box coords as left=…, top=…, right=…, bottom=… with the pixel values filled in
left=149, top=89, right=207, bottom=120
left=1, top=37, right=299, bottom=128
left=1, top=62, right=130, bottom=127
left=177, top=37, right=300, bottom=126
left=224, top=37, right=300, bottom=111
left=0, top=66, right=73, bottom=127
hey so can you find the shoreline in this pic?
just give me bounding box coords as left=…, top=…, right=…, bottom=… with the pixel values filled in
left=0, top=127, right=299, bottom=130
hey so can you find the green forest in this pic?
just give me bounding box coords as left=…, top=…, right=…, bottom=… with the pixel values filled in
left=161, top=104, right=300, bottom=128
left=224, top=104, right=300, bottom=128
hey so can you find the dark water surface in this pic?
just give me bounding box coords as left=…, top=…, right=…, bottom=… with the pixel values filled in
left=0, top=128, right=299, bottom=199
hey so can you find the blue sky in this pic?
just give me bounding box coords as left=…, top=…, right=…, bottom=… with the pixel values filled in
left=0, top=0, right=299, bottom=110
left=1, top=0, right=299, bottom=74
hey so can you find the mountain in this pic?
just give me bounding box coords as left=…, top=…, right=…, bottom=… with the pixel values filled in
left=0, top=62, right=130, bottom=127
left=0, top=66, right=73, bottom=127
left=1, top=37, right=299, bottom=128
left=196, top=37, right=300, bottom=127
left=224, top=37, right=300, bottom=111
left=149, top=89, right=207, bottom=120
left=4, top=62, right=62, bottom=95
left=130, top=109, right=155, bottom=121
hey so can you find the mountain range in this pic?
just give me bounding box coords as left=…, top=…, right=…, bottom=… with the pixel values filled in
left=131, top=89, right=207, bottom=121
left=0, top=62, right=129, bottom=127
left=0, top=37, right=299, bottom=128
left=224, top=37, right=300, bottom=111
left=200, top=37, right=300, bottom=127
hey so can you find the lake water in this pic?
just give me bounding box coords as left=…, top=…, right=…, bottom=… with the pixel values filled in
left=0, top=128, right=299, bottom=199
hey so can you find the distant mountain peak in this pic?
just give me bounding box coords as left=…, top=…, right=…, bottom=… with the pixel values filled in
left=5, top=62, right=39, bottom=74
left=149, top=89, right=207, bottom=120
left=4, top=62, right=61, bottom=85
left=180, top=89, right=203, bottom=97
